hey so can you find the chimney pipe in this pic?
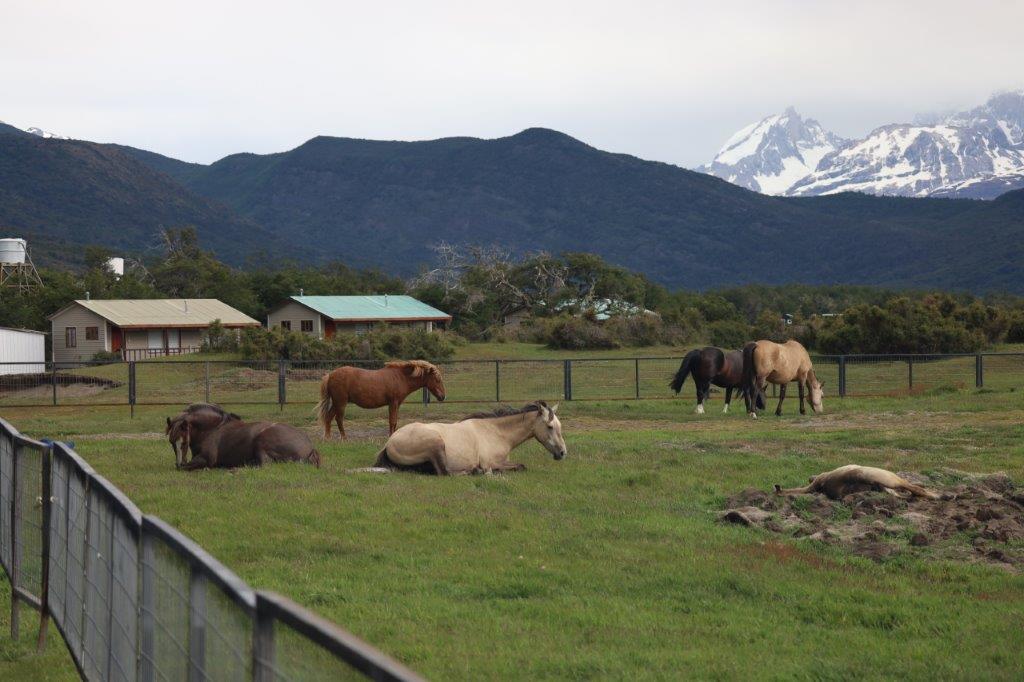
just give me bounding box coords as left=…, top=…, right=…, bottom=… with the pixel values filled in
left=85, top=291, right=90, bottom=301
left=385, top=294, right=388, bottom=307
left=300, top=288, right=304, bottom=296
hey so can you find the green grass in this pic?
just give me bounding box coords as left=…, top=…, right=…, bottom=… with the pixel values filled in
left=2, top=388, right=1024, bottom=679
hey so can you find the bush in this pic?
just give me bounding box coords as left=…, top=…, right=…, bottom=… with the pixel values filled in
left=545, top=316, right=620, bottom=350
left=91, top=350, right=122, bottom=363
left=201, top=319, right=239, bottom=353
left=603, top=315, right=685, bottom=347
left=707, top=320, right=752, bottom=350
left=235, top=325, right=456, bottom=363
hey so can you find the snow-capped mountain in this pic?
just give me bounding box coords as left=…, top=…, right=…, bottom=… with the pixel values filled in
left=24, top=126, right=69, bottom=140
left=701, top=90, right=1024, bottom=199
left=697, top=107, right=847, bottom=194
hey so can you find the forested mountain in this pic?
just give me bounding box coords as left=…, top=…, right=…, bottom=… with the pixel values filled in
left=1, top=123, right=1021, bottom=291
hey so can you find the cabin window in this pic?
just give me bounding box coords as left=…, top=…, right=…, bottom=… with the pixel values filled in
left=85, top=326, right=99, bottom=341
left=65, top=327, right=77, bottom=348
left=301, top=320, right=314, bottom=333
left=281, top=321, right=291, bottom=331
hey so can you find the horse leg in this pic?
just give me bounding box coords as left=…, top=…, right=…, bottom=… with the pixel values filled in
left=334, top=400, right=347, bottom=440
left=798, top=381, right=806, bottom=415
left=180, top=455, right=210, bottom=471
left=493, top=461, right=527, bottom=473
left=388, top=401, right=400, bottom=434
left=694, top=381, right=705, bottom=415
left=774, top=383, right=787, bottom=416
left=723, top=387, right=732, bottom=413
left=429, top=449, right=448, bottom=476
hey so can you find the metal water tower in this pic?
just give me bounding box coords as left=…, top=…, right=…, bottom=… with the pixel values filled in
left=0, top=237, right=43, bottom=291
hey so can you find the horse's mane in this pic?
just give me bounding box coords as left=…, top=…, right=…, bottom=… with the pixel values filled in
left=460, top=401, right=548, bottom=421
left=183, top=403, right=242, bottom=420
left=385, top=359, right=441, bottom=377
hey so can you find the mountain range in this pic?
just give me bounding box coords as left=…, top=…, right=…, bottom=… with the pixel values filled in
left=699, top=90, right=1024, bottom=199
left=0, top=117, right=1021, bottom=293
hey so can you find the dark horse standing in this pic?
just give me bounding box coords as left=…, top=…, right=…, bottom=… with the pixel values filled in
left=670, top=346, right=765, bottom=414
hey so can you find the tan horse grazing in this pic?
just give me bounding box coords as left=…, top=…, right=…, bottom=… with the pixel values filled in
left=775, top=465, right=940, bottom=500
left=317, top=360, right=446, bottom=439
left=742, top=339, right=823, bottom=418
left=372, top=401, right=567, bottom=475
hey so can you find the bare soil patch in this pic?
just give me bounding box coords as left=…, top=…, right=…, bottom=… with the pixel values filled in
left=722, top=470, right=1024, bottom=571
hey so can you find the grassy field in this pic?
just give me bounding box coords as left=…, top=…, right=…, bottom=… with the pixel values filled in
left=1, top=385, right=1023, bottom=679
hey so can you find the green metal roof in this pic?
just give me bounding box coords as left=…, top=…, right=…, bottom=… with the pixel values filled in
left=290, top=295, right=451, bottom=321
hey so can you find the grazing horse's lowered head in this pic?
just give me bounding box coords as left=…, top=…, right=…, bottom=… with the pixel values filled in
left=165, top=403, right=241, bottom=469
left=387, top=360, right=446, bottom=402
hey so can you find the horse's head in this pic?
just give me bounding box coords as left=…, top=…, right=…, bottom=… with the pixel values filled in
left=396, top=361, right=446, bottom=401
left=531, top=401, right=567, bottom=460
left=165, top=415, right=191, bottom=469
left=809, top=380, right=824, bottom=414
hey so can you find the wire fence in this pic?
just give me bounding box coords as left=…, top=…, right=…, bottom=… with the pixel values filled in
left=0, top=353, right=1022, bottom=411
left=0, top=417, right=424, bottom=681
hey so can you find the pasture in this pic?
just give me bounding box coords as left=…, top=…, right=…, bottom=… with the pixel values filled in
left=2, top=386, right=1024, bottom=679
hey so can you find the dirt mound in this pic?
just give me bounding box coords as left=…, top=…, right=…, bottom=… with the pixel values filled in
left=722, top=470, right=1024, bottom=571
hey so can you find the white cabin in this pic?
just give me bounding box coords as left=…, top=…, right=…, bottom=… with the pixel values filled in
left=0, top=327, right=46, bottom=375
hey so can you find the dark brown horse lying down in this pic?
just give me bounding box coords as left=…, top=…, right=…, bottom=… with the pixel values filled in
left=166, top=404, right=320, bottom=470
left=775, top=465, right=940, bottom=500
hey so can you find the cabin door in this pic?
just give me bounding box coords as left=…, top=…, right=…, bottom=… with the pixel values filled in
left=167, top=329, right=180, bottom=350
left=110, top=326, right=123, bottom=352
left=324, top=319, right=336, bottom=339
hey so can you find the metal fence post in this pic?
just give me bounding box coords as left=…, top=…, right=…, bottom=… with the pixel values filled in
left=838, top=356, right=847, bottom=398
left=278, top=359, right=287, bottom=411
left=495, top=361, right=500, bottom=403
left=908, top=358, right=913, bottom=391
left=976, top=354, right=984, bottom=388
left=204, top=361, right=211, bottom=403
left=253, top=605, right=275, bottom=682
left=563, top=360, right=573, bottom=401
left=36, top=444, right=52, bottom=652
left=634, top=358, right=640, bottom=400
left=9, top=441, right=19, bottom=639
left=51, top=365, right=57, bottom=407
left=139, top=531, right=155, bottom=682
left=128, top=362, right=137, bottom=419
left=188, top=569, right=207, bottom=682
left=422, top=387, right=429, bottom=405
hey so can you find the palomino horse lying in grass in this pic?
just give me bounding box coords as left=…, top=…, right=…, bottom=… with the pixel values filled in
left=742, top=339, right=823, bottom=418
left=317, top=360, right=446, bottom=439
left=371, top=401, right=567, bottom=475
left=775, top=465, right=940, bottom=500
left=166, top=403, right=321, bottom=470
left=670, top=346, right=764, bottom=414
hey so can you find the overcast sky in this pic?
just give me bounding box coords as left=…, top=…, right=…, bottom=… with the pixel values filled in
left=3, top=0, right=1022, bottom=168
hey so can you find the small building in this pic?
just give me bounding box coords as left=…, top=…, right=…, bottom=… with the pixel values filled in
left=47, top=299, right=260, bottom=363
left=266, top=295, right=451, bottom=337
left=0, top=327, right=46, bottom=375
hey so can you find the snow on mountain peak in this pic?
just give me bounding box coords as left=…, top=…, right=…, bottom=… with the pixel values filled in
left=699, top=89, right=1024, bottom=199
left=698, top=108, right=847, bottom=195
left=25, top=126, right=70, bottom=140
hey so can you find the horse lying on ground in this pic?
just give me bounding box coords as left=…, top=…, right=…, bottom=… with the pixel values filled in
left=775, top=465, right=940, bottom=500
left=166, top=403, right=320, bottom=470
left=317, top=360, right=446, bottom=439
left=371, top=401, right=567, bottom=475
left=670, top=346, right=764, bottom=414
left=742, top=339, right=823, bottom=418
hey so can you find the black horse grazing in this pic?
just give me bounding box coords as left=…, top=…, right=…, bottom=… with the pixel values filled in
left=670, top=346, right=764, bottom=414
left=166, top=403, right=321, bottom=470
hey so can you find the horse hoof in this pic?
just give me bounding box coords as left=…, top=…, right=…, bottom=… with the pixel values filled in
left=750, top=413, right=758, bottom=419
left=722, top=404, right=729, bottom=414
left=695, top=404, right=705, bottom=415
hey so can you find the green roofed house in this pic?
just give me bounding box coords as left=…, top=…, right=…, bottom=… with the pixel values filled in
left=266, top=295, right=451, bottom=338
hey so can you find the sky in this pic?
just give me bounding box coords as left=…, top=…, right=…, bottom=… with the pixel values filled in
left=3, top=0, right=1023, bottom=168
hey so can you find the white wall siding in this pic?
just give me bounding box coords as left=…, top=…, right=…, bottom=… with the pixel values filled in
left=0, top=329, right=46, bottom=374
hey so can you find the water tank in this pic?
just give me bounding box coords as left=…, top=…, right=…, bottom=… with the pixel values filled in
left=106, top=257, right=125, bottom=277
left=0, top=238, right=27, bottom=265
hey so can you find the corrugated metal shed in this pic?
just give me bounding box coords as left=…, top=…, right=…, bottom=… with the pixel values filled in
left=0, top=327, right=46, bottom=374
left=46, top=299, right=260, bottom=329
left=285, top=296, right=451, bottom=321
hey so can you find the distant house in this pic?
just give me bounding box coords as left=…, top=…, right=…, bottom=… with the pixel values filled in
left=47, top=299, right=260, bottom=363
left=503, top=298, right=657, bottom=327
left=266, top=295, right=451, bottom=337
left=0, top=327, right=46, bottom=374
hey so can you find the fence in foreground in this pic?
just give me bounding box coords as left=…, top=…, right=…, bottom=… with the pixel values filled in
left=1, top=353, right=1022, bottom=411
left=0, top=417, right=423, bottom=681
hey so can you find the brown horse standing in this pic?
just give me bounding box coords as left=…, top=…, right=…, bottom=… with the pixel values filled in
left=317, top=360, right=446, bottom=438
left=670, top=346, right=764, bottom=414
left=742, top=339, right=823, bottom=418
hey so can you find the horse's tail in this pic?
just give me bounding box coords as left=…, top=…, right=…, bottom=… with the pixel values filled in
left=315, top=374, right=335, bottom=438
left=670, top=350, right=700, bottom=394
left=742, top=342, right=764, bottom=411
left=374, top=446, right=396, bottom=469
